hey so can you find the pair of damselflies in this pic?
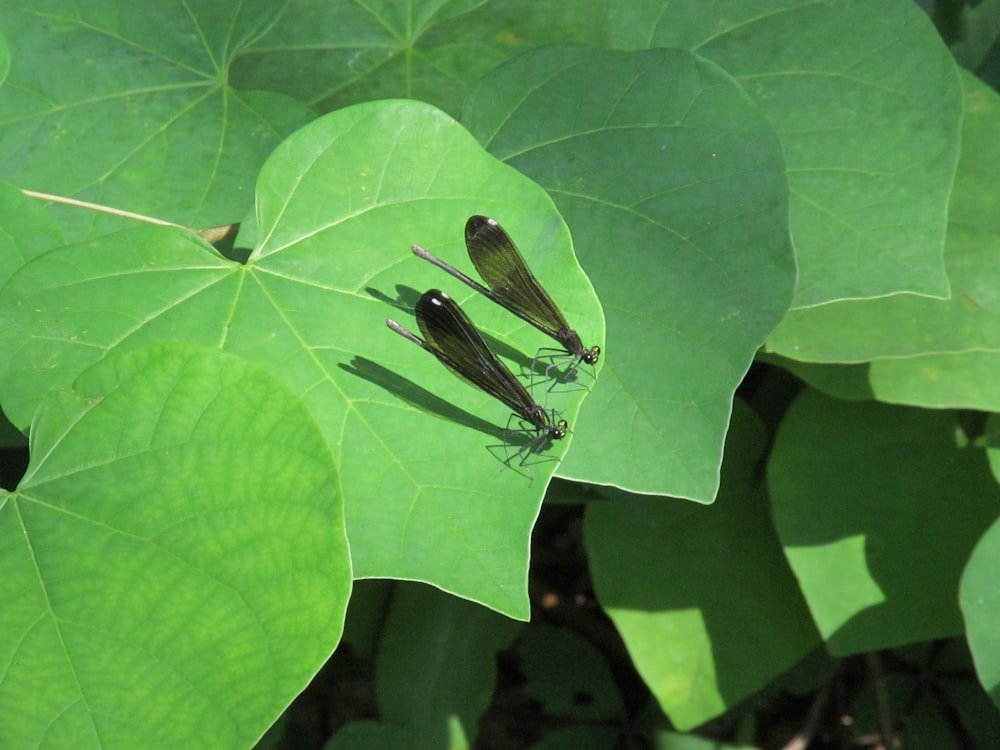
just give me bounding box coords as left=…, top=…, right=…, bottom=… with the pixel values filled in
left=386, top=215, right=599, bottom=464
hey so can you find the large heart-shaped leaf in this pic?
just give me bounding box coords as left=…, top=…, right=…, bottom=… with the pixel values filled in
left=755, top=74, right=1000, bottom=411
left=230, top=0, right=613, bottom=117
left=863, top=75, right=1000, bottom=410
left=963, top=414, right=1000, bottom=710
left=0, top=99, right=602, bottom=619
left=0, top=182, right=65, bottom=286
left=961, top=511, right=1000, bottom=709
left=0, top=343, right=349, bottom=749
left=612, top=0, right=962, bottom=307
left=464, top=45, right=794, bottom=500
left=372, top=582, right=520, bottom=746
left=768, top=390, right=1000, bottom=655
left=0, top=1, right=315, bottom=240
left=0, top=27, right=8, bottom=84
left=585, top=402, right=818, bottom=730
left=766, top=73, right=1000, bottom=365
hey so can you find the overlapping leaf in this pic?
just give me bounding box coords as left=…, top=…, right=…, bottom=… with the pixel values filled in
left=585, top=402, right=818, bottom=729
left=768, top=390, right=1000, bottom=655
left=964, top=416, right=1000, bottom=709
left=0, top=182, right=65, bottom=287
left=767, top=75, right=999, bottom=365
left=0, top=99, right=602, bottom=619
left=373, top=583, right=519, bottom=745
left=961, top=512, right=1000, bottom=708
left=612, top=0, right=962, bottom=308
left=864, top=75, right=1000, bottom=410
left=230, top=0, right=612, bottom=117
left=0, top=1, right=314, bottom=241
left=465, top=45, right=794, bottom=499
left=0, top=28, right=8, bottom=84
left=755, top=74, right=1000, bottom=411
left=0, top=344, right=349, bottom=749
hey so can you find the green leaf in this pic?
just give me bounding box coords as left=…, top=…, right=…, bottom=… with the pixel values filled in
left=0, top=27, right=8, bottom=85
left=0, top=1, right=315, bottom=240
left=231, top=0, right=612, bottom=117
left=0, top=182, right=66, bottom=287
left=465, top=45, right=794, bottom=499
left=374, top=582, right=519, bottom=746
left=340, top=578, right=394, bottom=660
left=850, top=74, right=1000, bottom=412
left=961, top=516, right=1000, bottom=709
left=971, top=417, right=1000, bottom=703
left=948, top=0, right=1000, bottom=70
left=768, top=72, right=1000, bottom=365
left=0, top=343, right=349, bottom=750
left=986, top=415, right=1000, bottom=483
left=326, top=722, right=412, bottom=750
left=768, top=390, right=1000, bottom=655
left=0, top=99, right=602, bottom=618
left=757, top=352, right=875, bottom=402
left=519, top=624, right=625, bottom=721
left=870, top=351, right=1000, bottom=411
left=650, top=733, right=759, bottom=750
left=612, top=0, right=962, bottom=307
left=585, top=402, right=818, bottom=730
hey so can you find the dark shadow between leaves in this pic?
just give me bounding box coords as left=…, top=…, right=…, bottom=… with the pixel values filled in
left=201, top=222, right=249, bottom=263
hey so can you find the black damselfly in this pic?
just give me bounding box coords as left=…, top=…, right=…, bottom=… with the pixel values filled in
left=412, top=216, right=600, bottom=383
left=386, top=289, right=567, bottom=464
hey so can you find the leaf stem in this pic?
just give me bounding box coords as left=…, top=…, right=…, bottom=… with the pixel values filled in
left=21, top=189, right=194, bottom=231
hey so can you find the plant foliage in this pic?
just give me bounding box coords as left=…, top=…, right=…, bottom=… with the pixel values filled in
left=1, top=1, right=999, bottom=748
